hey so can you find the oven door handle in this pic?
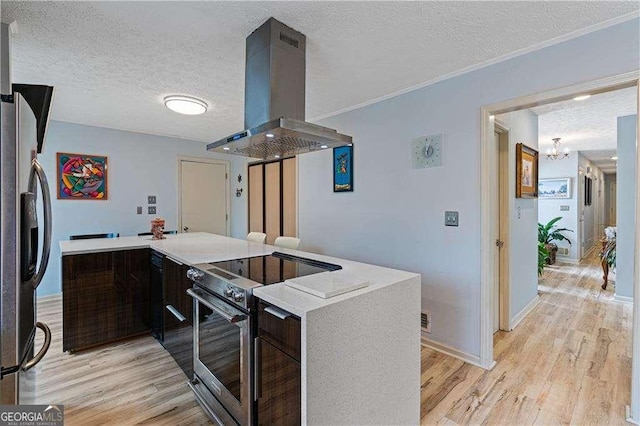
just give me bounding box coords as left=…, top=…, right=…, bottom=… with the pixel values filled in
left=187, top=288, right=246, bottom=324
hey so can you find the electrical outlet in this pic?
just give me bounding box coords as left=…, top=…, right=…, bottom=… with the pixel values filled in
left=445, top=211, right=459, bottom=227
left=148, top=195, right=156, bottom=204
left=136, top=206, right=142, bottom=215
left=148, top=206, right=156, bottom=214
left=421, top=311, right=432, bottom=333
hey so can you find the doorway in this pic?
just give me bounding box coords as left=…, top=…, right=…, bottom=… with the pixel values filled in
left=177, top=157, right=229, bottom=235
left=479, top=73, right=639, bottom=374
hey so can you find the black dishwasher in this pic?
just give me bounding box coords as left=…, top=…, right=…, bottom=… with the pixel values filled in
left=150, top=250, right=164, bottom=341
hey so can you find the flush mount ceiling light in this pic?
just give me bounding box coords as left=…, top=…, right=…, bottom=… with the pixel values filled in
left=573, top=94, right=591, bottom=101
left=164, top=95, right=208, bottom=115
left=546, top=137, right=569, bottom=160
left=611, top=156, right=618, bottom=160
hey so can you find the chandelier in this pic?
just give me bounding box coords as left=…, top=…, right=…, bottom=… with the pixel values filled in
left=546, top=137, right=569, bottom=160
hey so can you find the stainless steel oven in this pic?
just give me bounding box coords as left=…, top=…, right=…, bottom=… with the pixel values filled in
left=186, top=252, right=342, bottom=425
left=188, top=287, right=251, bottom=425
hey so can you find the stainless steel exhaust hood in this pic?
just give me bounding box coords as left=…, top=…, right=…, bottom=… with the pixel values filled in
left=207, top=18, right=352, bottom=159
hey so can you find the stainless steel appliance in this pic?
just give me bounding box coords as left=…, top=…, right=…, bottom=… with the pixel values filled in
left=207, top=18, right=352, bottom=159
left=186, top=252, right=341, bottom=425
left=0, top=22, right=54, bottom=404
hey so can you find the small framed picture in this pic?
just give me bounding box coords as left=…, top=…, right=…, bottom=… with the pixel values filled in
left=539, top=178, right=571, bottom=199
left=333, top=145, right=353, bottom=192
left=57, top=152, right=108, bottom=200
left=515, top=143, right=538, bottom=198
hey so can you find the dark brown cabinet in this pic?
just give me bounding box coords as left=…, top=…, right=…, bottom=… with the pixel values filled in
left=256, top=301, right=301, bottom=425
left=161, top=256, right=193, bottom=378
left=62, top=248, right=150, bottom=352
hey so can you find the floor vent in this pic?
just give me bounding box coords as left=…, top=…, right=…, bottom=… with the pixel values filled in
left=421, top=310, right=432, bottom=333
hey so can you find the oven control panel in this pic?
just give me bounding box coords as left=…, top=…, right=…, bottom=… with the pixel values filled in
left=187, top=266, right=250, bottom=310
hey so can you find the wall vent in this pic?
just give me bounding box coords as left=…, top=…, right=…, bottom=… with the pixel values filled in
left=279, top=32, right=299, bottom=48
left=421, top=310, right=432, bottom=333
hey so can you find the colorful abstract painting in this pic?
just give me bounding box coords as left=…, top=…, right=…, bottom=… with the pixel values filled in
left=333, top=145, right=353, bottom=192
left=57, top=153, right=107, bottom=200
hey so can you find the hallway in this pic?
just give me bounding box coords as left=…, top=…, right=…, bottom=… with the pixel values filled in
left=421, top=252, right=632, bottom=425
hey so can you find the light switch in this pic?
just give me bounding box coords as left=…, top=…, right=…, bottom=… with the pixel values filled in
left=445, top=211, right=459, bottom=227
left=136, top=206, right=142, bottom=215
left=148, top=195, right=156, bottom=204
left=148, top=206, right=156, bottom=214
left=560, top=205, right=570, bottom=211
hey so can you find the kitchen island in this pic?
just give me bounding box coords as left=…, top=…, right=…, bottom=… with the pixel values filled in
left=60, top=232, right=421, bottom=425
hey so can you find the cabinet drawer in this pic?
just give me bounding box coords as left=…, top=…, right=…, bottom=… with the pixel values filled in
left=257, top=301, right=300, bottom=361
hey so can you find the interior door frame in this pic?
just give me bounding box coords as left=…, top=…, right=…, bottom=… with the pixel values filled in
left=177, top=156, right=230, bottom=236
left=479, top=71, right=639, bottom=374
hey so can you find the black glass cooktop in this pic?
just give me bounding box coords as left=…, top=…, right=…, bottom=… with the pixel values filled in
left=205, top=252, right=342, bottom=285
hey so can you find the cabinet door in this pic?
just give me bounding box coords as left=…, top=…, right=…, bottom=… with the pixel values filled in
left=248, top=163, right=264, bottom=233
left=62, top=249, right=151, bottom=352
left=163, top=257, right=193, bottom=324
left=257, top=338, right=301, bottom=426
left=62, top=252, right=116, bottom=351
left=264, top=161, right=281, bottom=245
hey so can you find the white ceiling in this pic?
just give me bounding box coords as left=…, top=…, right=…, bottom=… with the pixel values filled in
left=534, top=87, right=637, bottom=174
left=2, top=1, right=638, bottom=143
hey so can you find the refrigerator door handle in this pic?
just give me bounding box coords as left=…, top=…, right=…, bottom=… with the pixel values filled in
left=27, top=159, right=52, bottom=289
left=1, top=322, right=51, bottom=377
left=21, top=322, right=51, bottom=371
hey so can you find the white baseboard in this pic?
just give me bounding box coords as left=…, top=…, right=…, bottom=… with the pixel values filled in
left=626, top=405, right=639, bottom=425
left=421, top=335, right=494, bottom=370
left=510, top=295, right=541, bottom=330
left=613, top=294, right=634, bottom=304
left=555, top=256, right=579, bottom=265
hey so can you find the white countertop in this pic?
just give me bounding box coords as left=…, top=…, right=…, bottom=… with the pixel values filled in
left=252, top=254, right=418, bottom=316
left=60, top=232, right=419, bottom=315
left=59, top=232, right=276, bottom=264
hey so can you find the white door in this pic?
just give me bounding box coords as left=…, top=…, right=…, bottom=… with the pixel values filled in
left=610, top=182, right=617, bottom=225
left=179, top=159, right=229, bottom=235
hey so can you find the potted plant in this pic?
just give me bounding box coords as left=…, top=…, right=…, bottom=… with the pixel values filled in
left=538, top=242, right=549, bottom=276
left=538, top=217, right=573, bottom=265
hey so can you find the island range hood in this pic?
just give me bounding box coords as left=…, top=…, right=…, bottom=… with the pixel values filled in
left=207, top=18, right=352, bottom=159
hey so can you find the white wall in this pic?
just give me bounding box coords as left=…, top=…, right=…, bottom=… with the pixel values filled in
left=616, top=114, right=637, bottom=299
left=298, top=19, right=639, bottom=357
left=538, top=155, right=579, bottom=261
left=496, top=110, right=539, bottom=322
left=37, top=121, right=248, bottom=296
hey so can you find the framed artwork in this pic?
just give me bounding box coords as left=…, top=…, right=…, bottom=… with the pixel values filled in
left=57, top=153, right=108, bottom=200
left=584, top=176, right=592, bottom=206
left=333, top=145, right=353, bottom=192
left=539, top=178, right=571, bottom=199
left=515, top=143, right=538, bottom=198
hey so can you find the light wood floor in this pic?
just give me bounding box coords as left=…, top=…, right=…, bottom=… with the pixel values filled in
left=421, top=253, right=632, bottom=425
left=30, top=252, right=631, bottom=425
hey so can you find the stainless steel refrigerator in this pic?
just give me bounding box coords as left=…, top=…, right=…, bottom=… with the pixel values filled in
left=0, top=22, right=54, bottom=405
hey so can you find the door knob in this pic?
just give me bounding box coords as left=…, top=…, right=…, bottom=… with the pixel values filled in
left=495, top=239, right=505, bottom=248
left=183, top=226, right=189, bottom=232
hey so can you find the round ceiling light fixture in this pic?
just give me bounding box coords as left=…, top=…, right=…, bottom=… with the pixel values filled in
left=164, top=95, right=208, bottom=115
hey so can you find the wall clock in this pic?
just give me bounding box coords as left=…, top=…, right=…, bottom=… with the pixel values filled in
left=411, top=134, right=443, bottom=169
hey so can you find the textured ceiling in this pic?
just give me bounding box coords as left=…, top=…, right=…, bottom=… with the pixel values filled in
left=535, top=87, right=637, bottom=174
left=2, top=1, right=639, bottom=143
